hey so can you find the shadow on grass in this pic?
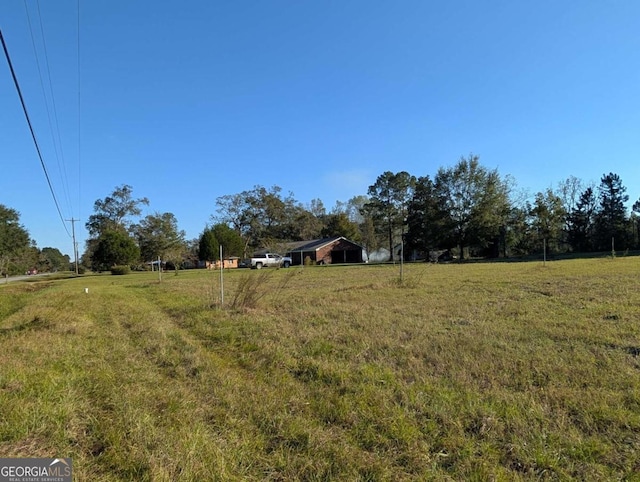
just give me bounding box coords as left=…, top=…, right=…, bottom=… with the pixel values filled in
left=0, top=316, right=50, bottom=336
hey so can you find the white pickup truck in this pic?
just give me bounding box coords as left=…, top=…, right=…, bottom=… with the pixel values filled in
left=250, top=253, right=292, bottom=269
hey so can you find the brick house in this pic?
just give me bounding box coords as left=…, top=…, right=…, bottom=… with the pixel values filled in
left=285, top=237, right=364, bottom=266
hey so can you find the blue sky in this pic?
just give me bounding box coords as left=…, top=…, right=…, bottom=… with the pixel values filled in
left=1, top=1, right=639, bottom=257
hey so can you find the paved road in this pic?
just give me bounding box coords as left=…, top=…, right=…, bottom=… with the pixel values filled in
left=1, top=273, right=50, bottom=284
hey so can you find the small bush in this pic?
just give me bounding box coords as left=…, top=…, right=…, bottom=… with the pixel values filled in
left=69, top=263, right=82, bottom=273
left=230, top=271, right=271, bottom=309
left=111, top=265, right=131, bottom=275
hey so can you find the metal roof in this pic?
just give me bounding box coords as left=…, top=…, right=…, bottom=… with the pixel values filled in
left=285, top=236, right=362, bottom=252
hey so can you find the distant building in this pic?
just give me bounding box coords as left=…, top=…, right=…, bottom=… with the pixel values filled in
left=285, top=237, right=364, bottom=266
left=199, top=257, right=240, bottom=269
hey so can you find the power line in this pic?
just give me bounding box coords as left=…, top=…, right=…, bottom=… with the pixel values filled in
left=22, top=0, right=74, bottom=217
left=35, top=0, right=74, bottom=215
left=77, top=0, right=82, bottom=223
left=0, top=29, right=71, bottom=237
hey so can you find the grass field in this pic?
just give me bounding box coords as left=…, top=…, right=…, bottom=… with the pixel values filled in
left=1, top=258, right=639, bottom=481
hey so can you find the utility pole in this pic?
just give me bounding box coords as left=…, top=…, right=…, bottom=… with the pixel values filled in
left=67, top=218, right=80, bottom=274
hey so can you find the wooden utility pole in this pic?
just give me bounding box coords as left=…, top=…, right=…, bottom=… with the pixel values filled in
left=66, top=218, right=80, bottom=274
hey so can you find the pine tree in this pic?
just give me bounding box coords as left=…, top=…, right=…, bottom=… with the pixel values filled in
left=594, top=173, right=629, bottom=251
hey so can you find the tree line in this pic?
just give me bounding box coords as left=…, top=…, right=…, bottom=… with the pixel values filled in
left=2, top=155, right=639, bottom=274
left=81, top=184, right=368, bottom=271
left=207, top=155, right=640, bottom=262
left=0, top=204, right=70, bottom=276
left=403, top=156, right=638, bottom=260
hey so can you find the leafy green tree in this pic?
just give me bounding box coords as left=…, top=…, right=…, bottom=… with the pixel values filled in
left=198, top=224, right=244, bottom=262
left=594, top=173, right=629, bottom=251
left=211, top=223, right=244, bottom=258
left=0, top=205, right=33, bottom=276
left=39, top=247, right=71, bottom=272
left=434, top=155, right=510, bottom=259
left=133, top=212, right=186, bottom=263
left=364, top=171, right=416, bottom=261
left=215, top=185, right=298, bottom=254
left=92, top=230, right=140, bottom=271
left=24, top=246, right=41, bottom=272
left=406, top=176, right=446, bottom=256
left=503, top=205, right=534, bottom=256
left=86, top=184, right=149, bottom=237
left=289, top=207, right=324, bottom=241
left=255, top=187, right=302, bottom=245
left=334, top=195, right=373, bottom=249
left=321, top=213, right=361, bottom=241
left=278, top=199, right=327, bottom=241
left=529, top=189, right=566, bottom=253
left=183, top=238, right=200, bottom=268
left=85, top=185, right=149, bottom=270
left=255, top=186, right=287, bottom=237
left=214, top=191, right=248, bottom=237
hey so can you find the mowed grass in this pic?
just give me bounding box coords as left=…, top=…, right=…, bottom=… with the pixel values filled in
left=1, top=258, right=640, bottom=481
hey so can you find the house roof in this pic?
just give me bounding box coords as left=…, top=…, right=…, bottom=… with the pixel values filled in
left=285, top=236, right=363, bottom=252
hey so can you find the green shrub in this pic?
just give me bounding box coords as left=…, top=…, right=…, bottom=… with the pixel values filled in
left=110, top=265, right=131, bottom=275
